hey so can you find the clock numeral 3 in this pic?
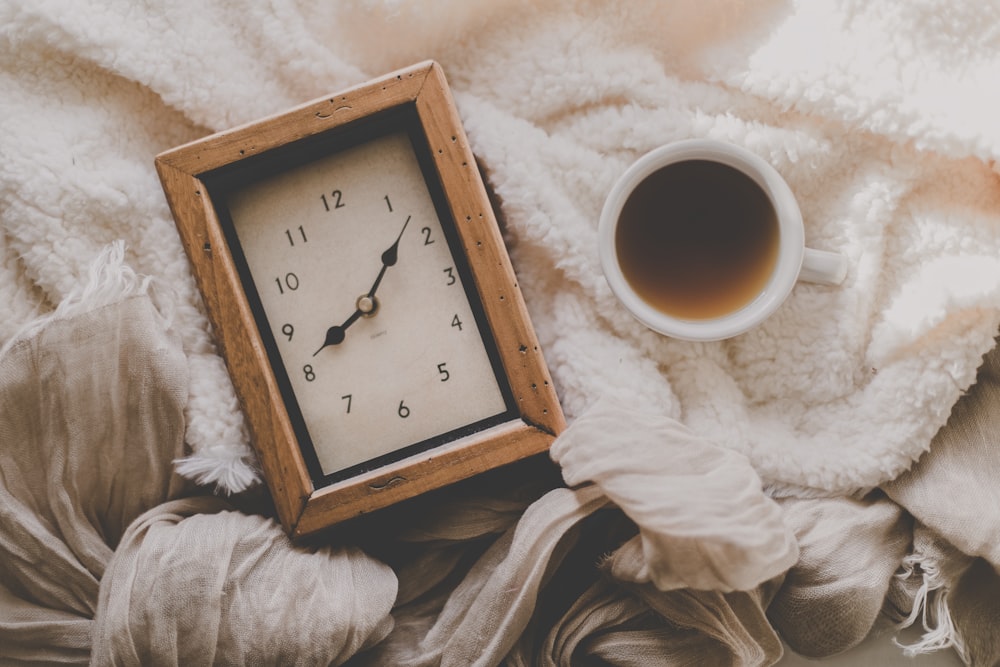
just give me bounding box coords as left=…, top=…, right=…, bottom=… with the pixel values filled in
left=320, top=190, right=345, bottom=211
left=443, top=267, right=456, bottom=285
left=398, top=400, right=410, bottom=418
left=275, top=272, right=299, bottom=294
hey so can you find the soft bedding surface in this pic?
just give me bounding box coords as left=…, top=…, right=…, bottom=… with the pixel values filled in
left=2, top=0, right=1000, bottom=664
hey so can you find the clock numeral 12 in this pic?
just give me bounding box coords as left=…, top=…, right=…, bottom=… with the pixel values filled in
left=320, top=190, right=345, bottom=211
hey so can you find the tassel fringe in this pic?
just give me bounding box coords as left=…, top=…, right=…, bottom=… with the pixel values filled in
left=893, top=553, right=969, bottom=662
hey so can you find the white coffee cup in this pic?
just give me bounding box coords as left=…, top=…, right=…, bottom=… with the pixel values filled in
left=598, top=139, right=847, bottom=341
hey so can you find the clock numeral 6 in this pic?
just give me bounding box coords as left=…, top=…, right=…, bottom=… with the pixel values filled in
left=303, top=364, right=316, bottom=382
left=275, top=272, right=299, bottom=294
left=398, top=400, right=410, bottom=419
left=437, top=363, right=450, bottom=382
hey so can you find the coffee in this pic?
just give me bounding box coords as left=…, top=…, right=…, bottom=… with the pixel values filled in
left=614, top=159, right=780, bottom=320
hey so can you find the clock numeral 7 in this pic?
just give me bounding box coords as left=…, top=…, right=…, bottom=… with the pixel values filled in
left=320, top=190, right=345, bottom=211
left=342, top=394, right=352, bottom=413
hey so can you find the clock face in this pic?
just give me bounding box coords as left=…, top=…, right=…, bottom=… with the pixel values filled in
left=218, top=126, right=513, bottom=482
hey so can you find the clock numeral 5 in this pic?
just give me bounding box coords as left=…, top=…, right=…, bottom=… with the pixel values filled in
left=320, top=190, right=345, bottom=211
left=437, top=363, right=450, bottom=382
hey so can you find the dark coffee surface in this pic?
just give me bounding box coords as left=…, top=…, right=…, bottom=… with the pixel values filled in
left=615, top=160, right=779, bottom=320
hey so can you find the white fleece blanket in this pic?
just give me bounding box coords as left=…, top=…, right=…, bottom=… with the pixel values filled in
left=2, top=0, right=1000, bottom=497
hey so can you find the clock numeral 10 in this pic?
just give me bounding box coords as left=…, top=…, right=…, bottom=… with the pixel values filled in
left=320, top=190, right=345, bottom=211
left=275, top=272, right=299, bottom=294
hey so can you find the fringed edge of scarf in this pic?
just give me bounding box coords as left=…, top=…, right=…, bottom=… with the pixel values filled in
left=0, top=241, right=163, bottom=356
left=892, top=551, right=969, bottom=663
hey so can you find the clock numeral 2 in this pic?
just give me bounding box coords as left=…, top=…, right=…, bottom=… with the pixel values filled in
left=320, top=190, right=345, bottom=211
left=421, top=226, right=435, bottom=245
left=275, top=272, right=299, bottom=294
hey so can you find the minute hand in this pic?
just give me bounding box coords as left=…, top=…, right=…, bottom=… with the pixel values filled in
left=367, top=215, right=411, bottom=298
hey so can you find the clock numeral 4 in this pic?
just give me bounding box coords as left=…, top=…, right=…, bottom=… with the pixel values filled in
left=451, top=314, right=463, bottom=331
left=320, top=190, right=345, bottom=211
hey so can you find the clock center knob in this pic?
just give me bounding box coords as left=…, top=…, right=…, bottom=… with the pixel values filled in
left=357, top=294, right=379, bottom=317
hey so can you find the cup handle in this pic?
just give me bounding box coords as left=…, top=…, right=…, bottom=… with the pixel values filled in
left=799, top=248, right=848, bottom=285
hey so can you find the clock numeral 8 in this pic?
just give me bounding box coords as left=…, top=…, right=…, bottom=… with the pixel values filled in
left=303, top=364, right=316, bottom=382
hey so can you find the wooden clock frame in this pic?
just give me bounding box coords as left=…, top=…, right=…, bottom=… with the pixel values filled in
left=155, top=61, right=565, bottom=538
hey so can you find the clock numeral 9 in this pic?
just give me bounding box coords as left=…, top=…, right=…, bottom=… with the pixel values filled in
left=275, top=272, right=299, bottom=294
left=443, top=267, right=456, bottom=285
left=281, top=323, right=294, bottom=341
left=320, top=190, right=345, bottom=211
left=303, top=364, right=315, bottom=382
left=398, top=400, right=410, bottom=419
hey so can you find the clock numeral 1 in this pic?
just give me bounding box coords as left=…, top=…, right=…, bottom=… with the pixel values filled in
left=285, top=225, right=307, bottom=246
left=384, top=195, right=393, bottom=212
left=437, top=363, right=450, bottom=382
left=451, top=314, right=463, bottom=331
left=443, top=267, right=456, bottom=285
left=303, top=364, right=316, bottom=382
left=397, top=400, right=410, bottom=418
left=342, top=394, right=352, bottom=413
left=275, top=272, right=299, bottom=294
left=321, top=190, right=345, bottom=211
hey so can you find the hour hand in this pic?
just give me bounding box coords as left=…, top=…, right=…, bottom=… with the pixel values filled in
left=313, top=307, right=363, bottom=356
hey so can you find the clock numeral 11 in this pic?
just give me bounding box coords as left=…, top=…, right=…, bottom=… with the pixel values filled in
left=285, top=225, right=307, bottom=246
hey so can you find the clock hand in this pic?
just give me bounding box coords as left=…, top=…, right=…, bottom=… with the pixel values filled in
left=313, top=306, right=364, bottom=356
left=366, top=215, right=411, bottom=299
left=313, top=217, right=411, bottom=357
